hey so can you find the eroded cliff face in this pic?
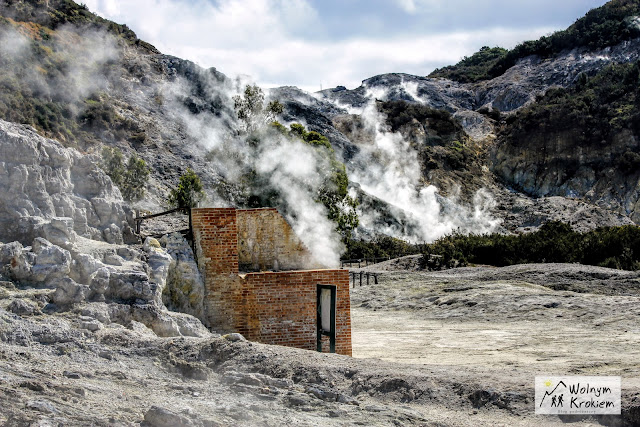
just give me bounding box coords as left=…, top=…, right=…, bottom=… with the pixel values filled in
left=493, top=127, right=640, bottom=222
left=0, top=119, right=135, bottom=245
left=309, top=37, right=640, bottom=230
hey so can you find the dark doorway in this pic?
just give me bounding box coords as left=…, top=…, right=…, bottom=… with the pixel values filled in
left=316, top=284, right=336, bottom=353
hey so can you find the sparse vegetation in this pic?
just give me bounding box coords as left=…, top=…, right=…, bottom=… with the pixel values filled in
left=101, top=146, right=149, bottom=202
left=378, top=100, right=477, bottom=172
left=420, top=221, right=640, bottom=271
left=0, top=0, right=158, bottom=49
left=503, top=60, right=640, bottom=172
left=233, top=84, right=283, bottom=133
left=0, top=1, right=155, bottom=149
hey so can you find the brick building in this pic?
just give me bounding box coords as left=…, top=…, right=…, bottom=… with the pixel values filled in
left=191, top=208, right=352, bottom=356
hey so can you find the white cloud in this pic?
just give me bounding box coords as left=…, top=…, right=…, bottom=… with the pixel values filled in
left=395, top=0, right=417, bottom=13
left=84, top=0, right=553, bottom=91
left=176, top=26, right=554, bottom=91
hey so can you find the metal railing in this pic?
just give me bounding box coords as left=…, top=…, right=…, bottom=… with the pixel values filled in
left=134, top=207, right=188, bottom=234
left=349, top=271, right=381, bottom=288
left=340, top=256, right=390, bottom=268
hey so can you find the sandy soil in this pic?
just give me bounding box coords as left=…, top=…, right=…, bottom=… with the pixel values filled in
left=1, top=262, right=639, bottom=426
left=350, top=262, right=640, bottom=424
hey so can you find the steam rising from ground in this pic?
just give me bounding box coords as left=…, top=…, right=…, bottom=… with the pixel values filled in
left=0, top=25, right=118, bottom=104
left=348, top=94, right=501, bottom=243
left=255, top=136, right=344, bottom=266
left=161, top=78, right=343, bottom=267
left=0, top=16, right=498, bottom=265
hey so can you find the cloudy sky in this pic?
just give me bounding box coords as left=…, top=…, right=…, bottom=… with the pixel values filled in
left=83, top=0, right=607, bottom=92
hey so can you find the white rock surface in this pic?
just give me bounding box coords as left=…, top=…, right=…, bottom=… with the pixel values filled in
left=29, top=238, right=71, bottom=283
left=144, top=237, right=174, bottom=305
left=0, top=120, right=134, bottom=245
left=51, top=277, right=89, bottom=306
left=160, top=233, right=206, bottom=323
left=0, top=121, right=210, bottom=338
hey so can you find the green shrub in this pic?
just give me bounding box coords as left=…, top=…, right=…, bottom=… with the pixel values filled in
left=168, top=168, right=205, bottom=209
left=343, top=235, right=420, bottom=260
left=101, top=146, right=125, bottom=187
left=101, top=147, right=149, bottom=202
left=420, top=222, right=640, bottom=271
left=431, top=1, right=640, bottom=82
left=233, top=84, right=283, bottom=133
left=120, top=154, right=149, bottom=201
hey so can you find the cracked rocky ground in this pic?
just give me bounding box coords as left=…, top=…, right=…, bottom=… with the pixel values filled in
left=2, top=261, right=640, bottom=426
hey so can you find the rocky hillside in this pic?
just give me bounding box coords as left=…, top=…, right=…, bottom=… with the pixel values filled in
left=0, top=0, right=639, bottom=248
left=1, top=3, right=640, bottom=425
left=0, top=0, right=237, bottom=210
left=311, top=0, right=640, bottom=231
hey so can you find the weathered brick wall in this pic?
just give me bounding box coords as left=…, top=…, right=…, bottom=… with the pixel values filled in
left=191, top=208, right=241, bottom=331
left=242, top=269, right=352, bottom=356
left=191, top=208, right=352, bottom=356
left=236, top=208, right=316, bottom=272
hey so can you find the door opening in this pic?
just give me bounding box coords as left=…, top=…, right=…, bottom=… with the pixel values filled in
left=316, top=284, right=336, bottom=353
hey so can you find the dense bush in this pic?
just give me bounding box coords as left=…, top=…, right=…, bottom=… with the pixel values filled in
left=168, top=168, right=205, bottom=209
left=343, top=235, right=420, bottom=261
left=430, top=0, right=640, bottom=82
left=420, top=221, right=640, bottom=271
left=429, top=46, right=508, bottom=83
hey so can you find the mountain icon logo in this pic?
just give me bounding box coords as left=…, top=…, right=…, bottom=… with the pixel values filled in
left=540, top=380, right=567, bottom=407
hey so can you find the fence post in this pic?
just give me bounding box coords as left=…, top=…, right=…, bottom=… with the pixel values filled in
left=359, top=271, right=363, bottom=286
left=366, top=273, right=370, bottom=286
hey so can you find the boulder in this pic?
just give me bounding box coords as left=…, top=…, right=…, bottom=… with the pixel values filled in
left=30, top=238, right=71, bottom=283
left=42, top=217, right=77, bottom=250
left=106, top=270, right=158, bottom=304
left=143, top=406, right=194, bottom=427
left=7, top=299, right=39, bottom=316
left=0, top=242, right=32, bottom=281
left=71, top=253, right=106, bottom=285
left=52, top=277, right=89, bottom=306
left=89, top=267, right=111, bottom=302
left=141, top=237, right=174, bottom=307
